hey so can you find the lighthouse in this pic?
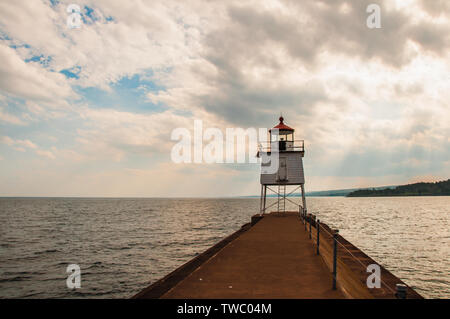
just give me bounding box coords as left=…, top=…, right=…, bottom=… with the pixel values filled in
left=257, top=116, right=306, bottom=215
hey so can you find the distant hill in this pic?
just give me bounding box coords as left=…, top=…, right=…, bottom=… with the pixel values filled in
left=347, top=179, right=450, bottom=197
left=306, top=186, right=395, bottom=197
left=242, top=185, right=396, bottom=198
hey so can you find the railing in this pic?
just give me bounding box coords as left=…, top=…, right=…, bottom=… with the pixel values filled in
left=299, top=206, right=410, bottom=298
left=258, top=140, right=304, bottom=153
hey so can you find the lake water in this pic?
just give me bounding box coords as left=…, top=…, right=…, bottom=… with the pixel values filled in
left=0, top=197, right=448, bottom=298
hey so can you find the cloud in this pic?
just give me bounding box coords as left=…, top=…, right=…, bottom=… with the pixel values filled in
left=420, top=0, right=450, bottom=17
left=1, top=135, right=37, bottom=151
left=75, top=107, right=195, bottom=161
left=210, top=0, right=449, bottom=68
left=35, top=149, right=56, bottom=160
left=0, top=135, right=58, bottom=160
left=148, top=0, right=450, bottom=129
left=0, top=44, right=75, bottom=105
left=0, top=0, right=203, bottom=90
left=0, top=106, right=27, bottom=125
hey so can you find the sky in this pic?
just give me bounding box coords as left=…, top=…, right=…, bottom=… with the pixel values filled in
left=0, top=0, right=449, bottom=197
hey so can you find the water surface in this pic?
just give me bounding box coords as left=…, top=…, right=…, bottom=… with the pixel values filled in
left=0, top=197, right=448, bottom=298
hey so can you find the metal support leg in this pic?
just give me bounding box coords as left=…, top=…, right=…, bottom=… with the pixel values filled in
left=277, top=185, right=280, bottom=212
left=259, top=185, right=264, bottom=215
left=263, top=185, right=267, bottom=214
left=300, top=184, right=307, bottom=213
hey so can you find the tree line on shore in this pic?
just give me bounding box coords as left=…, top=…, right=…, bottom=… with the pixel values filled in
left=347, top=179, right=450, bottom=197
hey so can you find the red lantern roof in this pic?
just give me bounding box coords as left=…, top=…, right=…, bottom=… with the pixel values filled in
left=270, top=116, right=294, bottom=132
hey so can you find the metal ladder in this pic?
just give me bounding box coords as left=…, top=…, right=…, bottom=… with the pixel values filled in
left=277, top=185, right=286, bottom=213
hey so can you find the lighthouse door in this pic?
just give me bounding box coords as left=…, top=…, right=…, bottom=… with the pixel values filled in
left=278, top=158, right=287, bottom=181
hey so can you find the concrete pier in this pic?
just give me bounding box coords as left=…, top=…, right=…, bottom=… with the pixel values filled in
left=134, top=212, right=422, bottom=299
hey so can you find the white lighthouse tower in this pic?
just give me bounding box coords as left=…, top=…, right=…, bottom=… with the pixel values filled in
left=257, top=116, right=306, bottom=215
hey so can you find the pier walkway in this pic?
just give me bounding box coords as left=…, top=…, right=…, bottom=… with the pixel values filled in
left=160, top=212, right=343, bottom=299
left=134, top=211, right=422, bottom=299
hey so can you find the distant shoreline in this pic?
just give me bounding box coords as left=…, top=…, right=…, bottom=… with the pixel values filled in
left=347, top=179, right=450, bottom=197
left=1, top=179, right=449, bottom=199
left=1, top=195, right=450, bottom=199
left=346, top=194, right=450, bottom=197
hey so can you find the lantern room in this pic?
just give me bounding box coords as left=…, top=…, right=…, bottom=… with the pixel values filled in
left=269, top=116, right=295, bottom=151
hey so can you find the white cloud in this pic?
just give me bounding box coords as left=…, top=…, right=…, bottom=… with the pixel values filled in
left=0, top=135, right=59, bottom=160
left=75, top=107, right=195, bottom=161
left=1, top=135, right=37, bottom=151
left=35, top=149, right=56, bottom=160
left=0, top=0, right=207, bottom=90
left=0, top=44, right=75, bottom=105
left=0, top=106, right=27, bottom=125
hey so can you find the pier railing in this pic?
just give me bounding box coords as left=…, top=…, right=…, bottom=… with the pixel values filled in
left=257, top=140, right=304, bottom=153
left=299, top=207, right=417, bottom=299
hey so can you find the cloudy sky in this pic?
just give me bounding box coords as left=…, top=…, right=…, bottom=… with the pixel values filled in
left=0, top=0, right=449, bottom=197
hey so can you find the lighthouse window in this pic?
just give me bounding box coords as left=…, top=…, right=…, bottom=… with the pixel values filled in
left=287, top=133, right=293, bottom=141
